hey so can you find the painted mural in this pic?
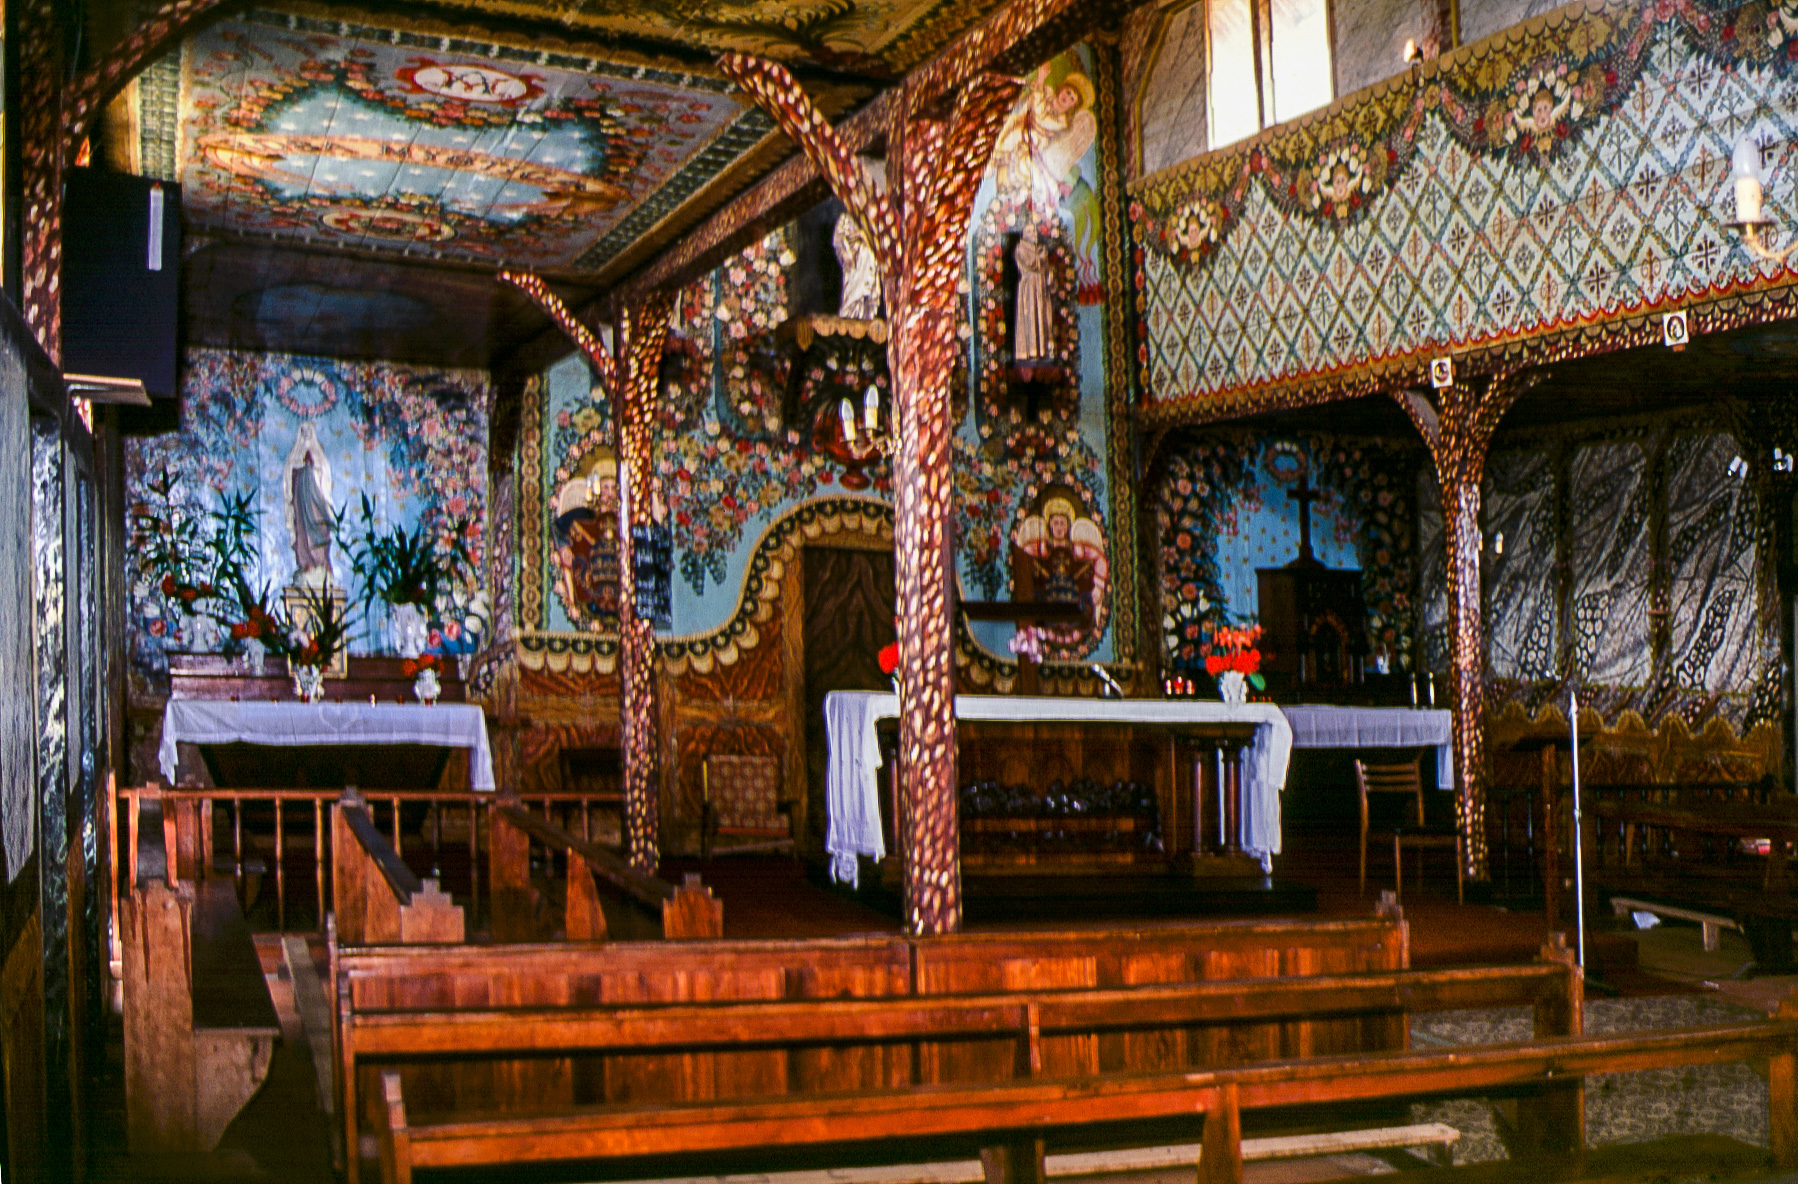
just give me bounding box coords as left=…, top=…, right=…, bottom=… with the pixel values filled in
left=514, top=47, right=1123, bottom=670
left=389, top=0, right=1007, bottom=72
left=171, top=11, right=763, bottom=270
left=1130, top=0, right=1798, bottom=414
left=125, top=348, right=489, bottom=679
left=1154, top=433, right=1421, bottom=678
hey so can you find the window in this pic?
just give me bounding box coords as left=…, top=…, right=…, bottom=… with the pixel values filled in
left=1206, top=0, right=1334, bottom=149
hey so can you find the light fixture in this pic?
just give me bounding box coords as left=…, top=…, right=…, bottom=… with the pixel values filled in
left=1728, top=455, right=1750, bottom=479
left=1727, top=133, right=1798, bottom=264
left=838, top=383, right=897, bottom=461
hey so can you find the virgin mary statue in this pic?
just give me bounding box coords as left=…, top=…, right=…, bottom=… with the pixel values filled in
left=283, top=423, right=335, bottom=582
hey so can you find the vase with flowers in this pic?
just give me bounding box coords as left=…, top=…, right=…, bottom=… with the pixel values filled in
left=277, top=584, right=349, bottom=703
left=1204, top=624, right=1265, bottom=706
left=341, top=494, right=474, bottom=659
left=403, top=652, right=443, bottom=704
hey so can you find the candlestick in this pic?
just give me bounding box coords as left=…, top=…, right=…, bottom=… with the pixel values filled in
left=1426, top=673, right=1435, bottom=707
left=1409, top=674, right=1418, bottom=707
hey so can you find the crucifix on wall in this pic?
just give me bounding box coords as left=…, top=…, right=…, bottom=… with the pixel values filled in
left=1287, top=472, right=1322, bottom=568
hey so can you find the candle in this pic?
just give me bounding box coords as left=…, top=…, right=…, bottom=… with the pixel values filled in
left=839, top=398, right=858, bottom=443
left=1426, top=673, right=1435, bottom=706
left=863, top=384, right=879, bottom=431
left=1738, top=175, right=1765, bottom=224
left=1410, top=674, right=1419, bottom=707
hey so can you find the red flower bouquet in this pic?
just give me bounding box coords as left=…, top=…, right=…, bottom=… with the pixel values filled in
left=877, top=643, right=899, bottom=676
left=1202, top=624, right=1266, bottom=693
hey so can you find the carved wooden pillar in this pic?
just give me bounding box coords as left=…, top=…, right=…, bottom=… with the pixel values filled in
left=501, top=274, right=670, bottom=873
left=614, top=297, right=673, bottom=874
left=718, top=55, right=1019, bottom=934
left=1395, top=373, right=1539, bottom=881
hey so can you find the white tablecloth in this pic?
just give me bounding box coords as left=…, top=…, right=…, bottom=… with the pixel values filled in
left=159, top=700, right=496, bottom=791
left=824, top=692, right=1292, bottom=885
left=1283, top=706, right=1454, bottom=787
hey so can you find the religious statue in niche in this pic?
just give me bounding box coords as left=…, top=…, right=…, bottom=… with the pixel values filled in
left=1011, top=487, right=1109, bottom=658
left=832, top=212, right=881, bottom=320
left=283, top=423, right=335, bottom=586
left=1013, top=222, right=1054, bottom=361
left=551, top=454, right=621, bottom=626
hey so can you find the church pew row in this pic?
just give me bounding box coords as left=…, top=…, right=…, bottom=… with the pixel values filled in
left=487, top=803, right=722, bottom=943
left=333, top=796, right=464, bottom=945
left=374, top=1006, right=1798, bottom=1184
left=333, top=907, right=1412, bottom=1178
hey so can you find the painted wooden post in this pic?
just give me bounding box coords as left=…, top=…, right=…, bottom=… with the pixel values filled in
left=1394, top=372, right=1539, bottom=881
left=716, top=54, right=1020, bottom=934
left=499, top=274, right=671, bottom=875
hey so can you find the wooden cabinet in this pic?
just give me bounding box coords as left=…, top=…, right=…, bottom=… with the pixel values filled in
left=1256, top=564, right=1369, bottom=700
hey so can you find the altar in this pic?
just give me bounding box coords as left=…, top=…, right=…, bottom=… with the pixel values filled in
left=824, top=696, right=1455, bottom=885
left=159, top=700, right=497, bottom=791
left=825, top=693, right=1292, bottom=884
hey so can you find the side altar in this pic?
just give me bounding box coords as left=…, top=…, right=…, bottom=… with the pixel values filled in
left=824, top=693, right=1292, bottom=886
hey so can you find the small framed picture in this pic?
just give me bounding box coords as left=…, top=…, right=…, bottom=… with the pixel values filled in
left=1429, top=357, right=1455, bottom=389
left=1662, top=310, right=1689, bottom=350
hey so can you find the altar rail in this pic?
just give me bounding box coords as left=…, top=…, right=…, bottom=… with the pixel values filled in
left=110, top=783, right=632, bottom=936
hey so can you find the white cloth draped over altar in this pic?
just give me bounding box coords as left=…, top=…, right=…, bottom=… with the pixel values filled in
left=159, top=700, right=497, bottom=791
left=823, top=695, right=1457, bottom=886
left=824, top=693, right=1294, bottom=885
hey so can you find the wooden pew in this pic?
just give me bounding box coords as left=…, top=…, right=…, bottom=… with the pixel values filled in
left=334, top=908, right=1410, bottom=1179
left=333, top=795, right=465, bottom=946
left=374, top=1002, right=1798, bottom=1184
left=1586, top=788, right=1798, bottom=969
left=121, top=809, right=282, bottom=1154
left=487, top=802, right=722, bottom=942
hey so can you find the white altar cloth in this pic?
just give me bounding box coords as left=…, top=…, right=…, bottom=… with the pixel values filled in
left=824, top=692, right=1292, bottom=886
left=159, top=700, right=496, bottom=791
left=1283, top=706, right=1454, bottom=787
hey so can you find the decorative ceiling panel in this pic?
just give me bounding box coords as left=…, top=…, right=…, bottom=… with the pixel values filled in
left=386, top=0, right=1008, bottom=73
left=172, top=10, right=776, bottom=271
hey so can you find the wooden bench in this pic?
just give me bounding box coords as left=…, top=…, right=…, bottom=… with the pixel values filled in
left=333, top=795, right=465, bottom=946
left=488, top=801, right=722, bottom=942
left=121, top=828, right=282, bottom=1153
left=333, top=908, right=1411, bottom=1179
left=377, top=977, right=1789, bottom=1184
left=1586, top=792, right=1798, bottom=968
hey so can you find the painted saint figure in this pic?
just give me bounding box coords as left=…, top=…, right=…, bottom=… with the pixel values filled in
left=1013, top=222, right=1054, bottom=361
left=1011, top=491, right=1110, bottom=658
left=833, top=212, right=881, bottom=320
left=282, top=423, right=335, bottom=580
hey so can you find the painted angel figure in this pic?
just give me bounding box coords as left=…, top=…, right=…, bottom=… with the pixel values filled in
left=1011, top=493, right=1109, bottom=654
left=989, top=60, right=1100, bottom=279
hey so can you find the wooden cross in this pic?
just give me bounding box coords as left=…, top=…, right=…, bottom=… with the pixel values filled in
left=1287, top=473, right=1321, bottom=565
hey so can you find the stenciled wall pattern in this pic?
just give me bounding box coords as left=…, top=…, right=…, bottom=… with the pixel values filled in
left=1130, top=0, right=1798, bottom=416
left=126, top=348, right=490, bottom=681
left=1154, top=433, right=1423, bottom=678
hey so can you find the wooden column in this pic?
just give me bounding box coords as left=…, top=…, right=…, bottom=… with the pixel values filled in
left=1395, top=372, right=1539, bottom=881
left=717, top=55, right=1019, bottom=935
left=500, top=274, right=671, bottom=875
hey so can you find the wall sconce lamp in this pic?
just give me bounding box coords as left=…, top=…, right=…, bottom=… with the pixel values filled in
left=838, top=383, right=898, bottom=461
left=1728, top=134, right=1798, bottom=264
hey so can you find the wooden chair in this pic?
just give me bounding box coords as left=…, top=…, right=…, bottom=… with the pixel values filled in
left=1357, top=757, right=1462, bottom=904
left=701, top=754, right=793, bottom=858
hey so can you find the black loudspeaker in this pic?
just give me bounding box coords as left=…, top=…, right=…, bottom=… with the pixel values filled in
left=62, top=168, right=181, bottom=399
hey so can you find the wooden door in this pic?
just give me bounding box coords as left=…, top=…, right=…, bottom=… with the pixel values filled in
left=802, top=547, right=896, bottom=850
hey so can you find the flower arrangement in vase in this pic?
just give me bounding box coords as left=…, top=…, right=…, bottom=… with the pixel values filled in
left=132, top=479, right=269, bottom=657
left=1204, top=624, right=1264, bottom=705
left=877, top=640, right=900, bottom=697
left=277, top=584, right=350, bottom=703
left=339, top=493, right=476, bottom=659
left=403, top=652, right=443, bottom=704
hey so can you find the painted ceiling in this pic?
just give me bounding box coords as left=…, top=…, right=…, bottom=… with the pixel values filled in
left=379, top=0, right=1007, bottom=73
left=168, top=11, right=773, bottom=272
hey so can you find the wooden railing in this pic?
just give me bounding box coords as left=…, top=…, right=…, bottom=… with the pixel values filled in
left=110, top=783, right=634, bottom=936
